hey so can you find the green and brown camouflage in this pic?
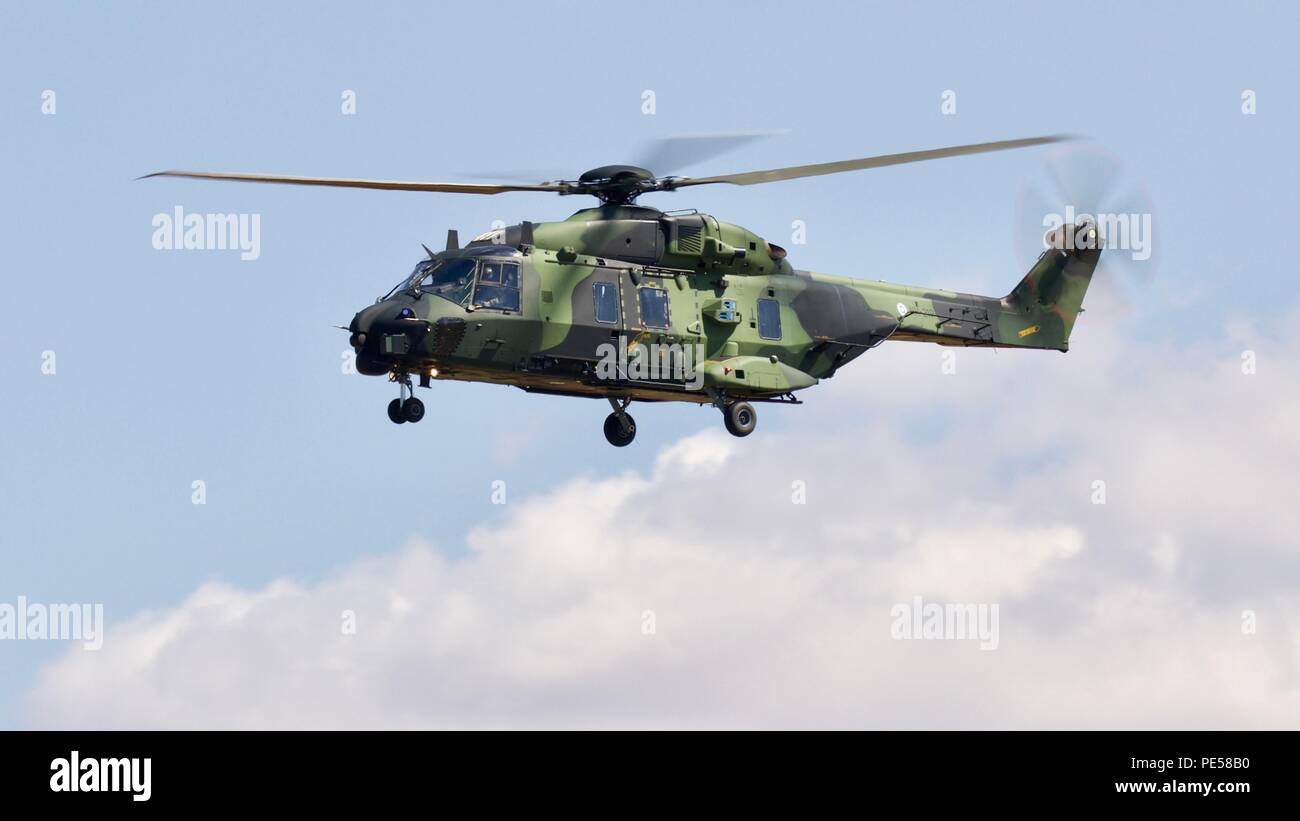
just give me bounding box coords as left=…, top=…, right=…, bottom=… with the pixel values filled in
left=349, top=205, right=1100, bottom=416
left=147, top=134, right=1093, bottom=443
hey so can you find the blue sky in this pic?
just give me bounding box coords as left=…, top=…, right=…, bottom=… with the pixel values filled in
left=2, top=1, right=1297, bottom=728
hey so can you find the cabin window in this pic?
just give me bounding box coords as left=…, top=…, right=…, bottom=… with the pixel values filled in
left=593, top=281, right=618, bottom=324
left=473, top=261, right=521, bottom=311
left=638, top=287, right=669, bottom=328
left=757, top=298, right=782, bottom=340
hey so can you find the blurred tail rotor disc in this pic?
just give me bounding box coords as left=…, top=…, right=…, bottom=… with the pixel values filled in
left=1014, top=143, right=1158, bottom=314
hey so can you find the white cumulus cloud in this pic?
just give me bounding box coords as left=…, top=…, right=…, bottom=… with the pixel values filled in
left=26, top=324, right=1300, bottom=729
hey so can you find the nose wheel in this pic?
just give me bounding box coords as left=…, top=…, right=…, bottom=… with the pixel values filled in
left=387, top=398, right=406, bottom=424
left=603, top=397, right=636, bottom=447
left=388, top=397, right=424, bottom=424
left=387, top=373, right=425, bottom=424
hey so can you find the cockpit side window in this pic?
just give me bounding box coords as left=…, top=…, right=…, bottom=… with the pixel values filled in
left=472, top=260, right=521, bottom=312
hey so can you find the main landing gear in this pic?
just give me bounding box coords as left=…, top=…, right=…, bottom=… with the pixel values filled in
left=599, top=395, right=757, bottom=446
left=603, top=397, right=636, bottom=447
left=722, top=400, right=757, bottom=437
left=387, top=372, right=425, bottom=425
left=706, top=389, right=757, bottom=438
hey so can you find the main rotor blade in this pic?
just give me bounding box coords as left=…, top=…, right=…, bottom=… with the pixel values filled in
left=672, top=135, right=1072, bottom=188
left=635, top=130, right=785, bottom=177
left=138, top=170, right=565, bottom=194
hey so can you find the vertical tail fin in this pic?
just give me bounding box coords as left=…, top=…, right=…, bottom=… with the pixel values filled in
left=1002, top=220, right=1101, bottom=351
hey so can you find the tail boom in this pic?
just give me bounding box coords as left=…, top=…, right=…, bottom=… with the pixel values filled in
left=875, top=223, right=1101, bottom=352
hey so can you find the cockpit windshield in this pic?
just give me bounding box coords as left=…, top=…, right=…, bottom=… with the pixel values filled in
left=417, top=258, right=477, bottom=305
left=383, top=256, right=521, bottom=312
left=385, top=258, right=477, bottom=305
left=383, top=262, right=426, bottom=301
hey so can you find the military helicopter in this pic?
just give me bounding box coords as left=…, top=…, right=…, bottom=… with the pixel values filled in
left=144, top=134, right=1101, bottom=446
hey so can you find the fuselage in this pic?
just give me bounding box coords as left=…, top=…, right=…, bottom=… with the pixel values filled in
left=349, top=204, right=1077, bottom=404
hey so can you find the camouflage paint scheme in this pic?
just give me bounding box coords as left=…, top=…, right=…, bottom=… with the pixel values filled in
left=349, top=205, right=1100, bottom=406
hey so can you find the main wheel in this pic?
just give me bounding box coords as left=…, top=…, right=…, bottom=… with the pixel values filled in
left=603, top=412, right=636, bottom=447
left=387, top=398, right=406, bottom=424
left=723, top=401, right=756, bottom=437
left=402, top=396, right=426, bottom=423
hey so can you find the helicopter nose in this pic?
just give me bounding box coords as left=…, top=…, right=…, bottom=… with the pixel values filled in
left=348, top=324, right=366, bottom=349
left=349, top=300, right=416, bottom=375
left=349, top=301, right=388, bottom=348
left=351, top=300, right=418, bottom=351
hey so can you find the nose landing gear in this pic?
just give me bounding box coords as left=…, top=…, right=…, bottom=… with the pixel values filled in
left=387, top=397, right=424, bottom=424
left=387, top=372, right=425, bottom=425
left=402, top=397, right=425, bottom=423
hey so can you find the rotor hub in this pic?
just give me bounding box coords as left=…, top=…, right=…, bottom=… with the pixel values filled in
left=571, top=165, right=660, bottom=204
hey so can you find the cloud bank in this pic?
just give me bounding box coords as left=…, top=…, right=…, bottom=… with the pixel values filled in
left=28, top=325, right=1300, bottom=728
